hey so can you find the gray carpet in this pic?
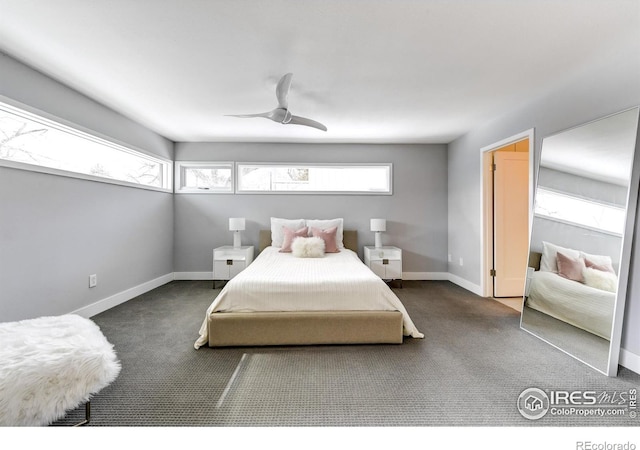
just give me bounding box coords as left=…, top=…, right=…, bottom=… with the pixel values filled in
left=52, top=280, right=640, bottom=427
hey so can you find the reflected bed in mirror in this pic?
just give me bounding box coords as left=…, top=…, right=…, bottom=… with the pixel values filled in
left=521, top=107, right=640, bottom=376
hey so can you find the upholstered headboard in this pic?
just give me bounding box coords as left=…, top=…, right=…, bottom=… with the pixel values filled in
left=259, top=229, right=358, bottom=253
left=529, top=251, right=542, bottom=271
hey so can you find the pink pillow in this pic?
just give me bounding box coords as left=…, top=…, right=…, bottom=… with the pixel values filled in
left=556, top=251, right=585, bottom=282
left=279, top=226, right=308, bottom=253
left=311, top=226, right=340, bottom=253
left=585, top=258, right=615, bottom=274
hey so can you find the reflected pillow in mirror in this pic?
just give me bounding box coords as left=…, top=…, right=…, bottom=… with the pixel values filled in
left=582, top=252, right=615, bottom=274
left=582, top=267, right=617, bottom=292
left=585, top=258, right=616, bottom=274
left=540, top=241, right=580, bottom=273
left=556, top=251, right=585, bottom=282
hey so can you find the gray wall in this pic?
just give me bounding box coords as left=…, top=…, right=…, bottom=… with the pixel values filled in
left=0, top=53, right=174, bottom=321
left=447, top=44, right=640, bottom=355
left=537, top=167, right=628, bottom=207
left=174, top=143, right=448, bottom=275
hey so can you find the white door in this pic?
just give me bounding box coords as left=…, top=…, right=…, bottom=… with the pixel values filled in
left=493, top=151, right=529, bottom=297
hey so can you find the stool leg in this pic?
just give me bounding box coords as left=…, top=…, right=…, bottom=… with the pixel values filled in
left=73, top=401, right=91, bottom=426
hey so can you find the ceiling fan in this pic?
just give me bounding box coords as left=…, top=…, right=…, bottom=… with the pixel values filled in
left=226, top=73, right=327, bottom=132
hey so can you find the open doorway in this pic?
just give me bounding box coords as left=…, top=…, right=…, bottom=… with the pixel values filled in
left=481, top=129, right=534, bottom=311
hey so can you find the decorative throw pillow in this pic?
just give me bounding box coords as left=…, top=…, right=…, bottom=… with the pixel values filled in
left=305, top=218, right=344, bottom=248
left=270, top=217, right=305, bottom=247
left=310, top=226, right=340, bottom=253
left=582, top=267, right=617, bottom=293
left=580, top=251, right=613, bottom=267
left=279, top=227, right=309, bottom=253
left=556, top=251, right=585, bottom=282
left=540, top=241, right=580, bottom=273
left=291, top=237, right=325, bottom=258
left=584, top=257, right=616, bottom=274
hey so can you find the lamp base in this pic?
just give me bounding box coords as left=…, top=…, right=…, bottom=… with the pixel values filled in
left=374, top=232, right=382, bottom=249
left=233, top=232, right=242, bottom=248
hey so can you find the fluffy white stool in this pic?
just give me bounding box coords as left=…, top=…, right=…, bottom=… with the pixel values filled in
left=0, top=314, right=121, bottom=426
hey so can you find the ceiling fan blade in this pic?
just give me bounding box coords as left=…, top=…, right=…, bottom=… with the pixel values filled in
left=276, top=73, right=293, bottom=109
left=225, top=112, right=273, bottom=119
left=288, top=114, right=328, bottom=131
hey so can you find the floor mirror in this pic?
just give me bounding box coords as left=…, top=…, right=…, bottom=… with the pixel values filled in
left=521, top=107, right=640, bottom=376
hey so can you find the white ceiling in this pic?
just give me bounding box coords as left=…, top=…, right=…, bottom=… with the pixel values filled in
left=0, top=0, right=638, bottom=144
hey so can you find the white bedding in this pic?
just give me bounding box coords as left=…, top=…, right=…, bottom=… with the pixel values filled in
left=526, top=270, right=615, bottom=340
left=194, top=246, right=424, bottom=348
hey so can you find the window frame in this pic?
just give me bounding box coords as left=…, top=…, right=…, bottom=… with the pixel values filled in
left=0, top=98, right=173, bottom=193
left=174, top=161, right=235, bottom=194
left=235, top=162, right=393, bottom=195
left=533, top=186, right=626, bottom=236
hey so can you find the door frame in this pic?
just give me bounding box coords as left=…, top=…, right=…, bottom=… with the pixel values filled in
left=479, top=128, right=535, bottom=297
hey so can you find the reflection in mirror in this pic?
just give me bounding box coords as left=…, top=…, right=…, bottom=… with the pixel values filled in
left=521, top=107, right=640, bottom=376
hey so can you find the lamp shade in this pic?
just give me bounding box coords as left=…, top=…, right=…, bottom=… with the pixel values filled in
left=229, top=218, right=246, bottom=231
left=370, top=218, right=386, bottom=232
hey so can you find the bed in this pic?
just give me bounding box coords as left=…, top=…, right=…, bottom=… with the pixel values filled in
left=194, top=229, right=423, bottom=348
left=525, top=250, right=615, bottom=340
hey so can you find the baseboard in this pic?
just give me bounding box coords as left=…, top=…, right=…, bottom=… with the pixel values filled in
left=447, top=273, right=483, bottom=296
left=173, top=272, right=213, bottom=280
left=72, top=273, right=174, bottom=318
left=403, top=272, right=449, bottom=280
left=619, top=348, right=640, bottom=375
left=399, top=272, right=483, bottom=295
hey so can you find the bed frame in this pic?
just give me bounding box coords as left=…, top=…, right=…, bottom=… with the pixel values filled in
left=207, top=229, right=404, bottom=347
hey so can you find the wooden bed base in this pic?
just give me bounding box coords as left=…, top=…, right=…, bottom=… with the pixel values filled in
left=206, top=229, right=405, bottom=347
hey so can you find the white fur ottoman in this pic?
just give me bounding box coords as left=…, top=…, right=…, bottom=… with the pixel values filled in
left=0, top=314, right=121, bottom=426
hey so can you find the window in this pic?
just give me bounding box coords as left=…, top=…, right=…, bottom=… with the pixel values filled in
left=236, top=163, right=392, bottom=194
left=0, top=101, right=172, bottom=191
left=175, top=162, right=234, bottom=193
left=534, top=187, right=626, bottom=235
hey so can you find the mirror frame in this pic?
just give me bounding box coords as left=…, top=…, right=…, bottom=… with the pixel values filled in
left=609, top=107, right=640, bottom=375
left=520, top=106, right=640, bottom=377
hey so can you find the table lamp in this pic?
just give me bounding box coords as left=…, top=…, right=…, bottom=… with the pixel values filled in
left=370, top=218, right=386, bottom=248
left=229, top=218, right=245, bottom=248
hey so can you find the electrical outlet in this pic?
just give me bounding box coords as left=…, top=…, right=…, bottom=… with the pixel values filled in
left=448, top=254, right=452, bottom=263
left=89, top=274, right=97, bottom=288
left=459, top=257, right=464, bottom=266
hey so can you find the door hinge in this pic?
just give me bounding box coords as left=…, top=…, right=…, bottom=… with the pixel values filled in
left=490, top=269, right=496, bottom=276
left=491, top=163, right=497, bottom=172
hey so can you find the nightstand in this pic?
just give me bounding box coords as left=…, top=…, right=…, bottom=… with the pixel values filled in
left=364, top=246, right=402, bottom=287
left=213, top=246, right=254, bottom=288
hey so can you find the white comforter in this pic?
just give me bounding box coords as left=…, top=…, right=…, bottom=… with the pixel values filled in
left=526, top=270, right=615, bottom=340
left=194, top=246, right=424, bottom=348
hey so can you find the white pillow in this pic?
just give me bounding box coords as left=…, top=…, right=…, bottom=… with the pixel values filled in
left=583, top=267, right=617, bottom=293
left=291, top=236, right=325, bottom=258
left=540, top=241, right=580, bottom=273
left=270, top=217, right=305, bottom=247
left=305, top=218, right=344, bottom=248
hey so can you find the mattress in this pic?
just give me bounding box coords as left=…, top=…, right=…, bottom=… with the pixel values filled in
left=194, top=246, right=423, bottom=349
